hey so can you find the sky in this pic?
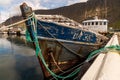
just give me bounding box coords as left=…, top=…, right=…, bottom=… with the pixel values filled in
left=0, top=0, right=88, bottom=23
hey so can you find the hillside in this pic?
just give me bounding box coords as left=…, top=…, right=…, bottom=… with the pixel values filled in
left=4, top=16, right=23, bottom=26
left=35, top=0, right=120, bottom=29
left=4, top=0, right=120, bottom=29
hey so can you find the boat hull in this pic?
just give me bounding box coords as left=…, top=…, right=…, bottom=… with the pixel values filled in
left=38, top=37, right=100, bottom=58
left=20, top=3, right=108, bottom=79
left=37, top=20, right=97, bottom=44
left=36, top=37, right=101, bottom=78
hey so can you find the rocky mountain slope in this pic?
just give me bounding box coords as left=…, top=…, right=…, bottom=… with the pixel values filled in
left=4, top=0, right=120, bottom=29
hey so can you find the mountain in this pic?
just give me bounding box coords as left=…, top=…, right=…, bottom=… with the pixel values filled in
left=3, top=16, right=22, bottom=26
left=4, top=0, right=120, bottom=29
left=35, top=0, right=120, bottom=29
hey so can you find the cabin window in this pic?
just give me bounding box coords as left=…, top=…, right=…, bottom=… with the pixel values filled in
left=88, top=22, right=90, bottom=25
left=100, top=22, right=102, bottom=25
left=96, top=22, right=98, bottom=25
left=92, top=22, right=94, bottom=25
left=83, top=23, right=85, bottom=25
left=104, top=22, right=106, bottom=25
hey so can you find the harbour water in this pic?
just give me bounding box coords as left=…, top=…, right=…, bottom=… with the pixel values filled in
left=0, top=34, right=44, bottom=80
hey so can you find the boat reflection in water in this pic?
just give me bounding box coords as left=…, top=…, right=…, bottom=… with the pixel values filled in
left=0, top=34, right=44, bottom=80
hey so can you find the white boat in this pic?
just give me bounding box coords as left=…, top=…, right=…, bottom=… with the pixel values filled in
left=82, top=16, right=108, bottom=33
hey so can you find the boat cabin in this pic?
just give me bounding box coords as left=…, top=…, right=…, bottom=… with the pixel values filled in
left=82, top=17, right=108, bottom=33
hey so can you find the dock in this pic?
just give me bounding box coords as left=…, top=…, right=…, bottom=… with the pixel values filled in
left=81, top=33, right=120, bottom=80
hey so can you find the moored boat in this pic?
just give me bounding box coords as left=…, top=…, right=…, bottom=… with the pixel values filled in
left=20, top=3, right=109, bottom=79
left=82, top=16, right=108, bottom=33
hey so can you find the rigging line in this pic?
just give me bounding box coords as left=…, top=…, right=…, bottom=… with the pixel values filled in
left=50, top=45, right=120, bottom=79
left=73, top=76, right=78, bottom=80
left=50, top=47, right=102, bottom=80
left=49, top=52, right=64, bottom=72
left=6, top=15, right=33, bottom=28
left=50, top=61, right=85, bottom=80
left=36, top=20, right=84, bottom=58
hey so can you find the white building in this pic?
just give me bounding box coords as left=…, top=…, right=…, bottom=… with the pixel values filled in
left=82, top=16, right=108, bottom=33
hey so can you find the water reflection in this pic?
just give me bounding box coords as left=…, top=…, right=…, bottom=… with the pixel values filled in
left=0, top=34, right=44, bottom=80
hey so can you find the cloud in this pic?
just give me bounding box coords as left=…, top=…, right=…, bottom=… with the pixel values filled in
left=43, top=0, right=49, bottom=3
left=67, top=0, right=87, bottom=5
left=0, top=11, right=9, bottom=23
left=0, top=0, right=47, bottom=23
left=0, top=0, right=13, bottom=5
left=21, top=0, right=47, bottom=10
left=0, top=0, right=88, bottom=23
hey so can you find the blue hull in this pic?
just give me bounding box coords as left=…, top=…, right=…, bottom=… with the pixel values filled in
left=37, top=20, right=97, bottom=44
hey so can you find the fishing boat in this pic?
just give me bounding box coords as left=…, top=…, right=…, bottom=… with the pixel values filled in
left=82, top=16, right=108, bottom=33
left=20, top=3, right=109, bottom=79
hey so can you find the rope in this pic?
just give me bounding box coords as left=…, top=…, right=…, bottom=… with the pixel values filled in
left=6, top=15, right=34, bottom=28
left=50, top=45, right=120, bottom=80
left=37, top=19, right=84, bottom=58
left=49, top=52, right=64, bottom=72
left=50, top=61, right=86, bottom=80
left=86, top=45, right=120, bottom=62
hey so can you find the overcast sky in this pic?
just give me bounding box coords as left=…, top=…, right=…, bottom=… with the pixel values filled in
left=0, top=0, right=87, bottom=23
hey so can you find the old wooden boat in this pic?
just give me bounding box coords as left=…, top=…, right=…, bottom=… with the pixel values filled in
left=20, top=3, right=108, bottom=79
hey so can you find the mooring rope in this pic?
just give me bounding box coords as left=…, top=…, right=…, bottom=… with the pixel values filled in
left=86, top=45, right=120, bottom=62
left=49, top=52, right=64, bottom=72
left=6, top=15, right=34, bottom=28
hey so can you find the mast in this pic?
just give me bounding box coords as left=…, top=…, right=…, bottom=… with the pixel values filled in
left=105, top=0, right=107, bottom=18
left=84, top=2, right=88, bottom=19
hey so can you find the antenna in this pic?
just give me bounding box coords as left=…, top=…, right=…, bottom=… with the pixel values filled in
left=105, top=0, right=107, bottom=18
left=84, top=2, right=87, bottom=19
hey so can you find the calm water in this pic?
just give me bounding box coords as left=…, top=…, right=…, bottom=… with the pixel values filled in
left=0, top=34, right=44, bottom=80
